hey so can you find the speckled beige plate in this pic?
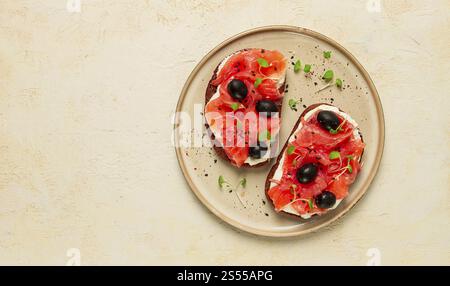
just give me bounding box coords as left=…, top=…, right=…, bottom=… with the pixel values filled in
left=174, top=26, right=384, bottom=237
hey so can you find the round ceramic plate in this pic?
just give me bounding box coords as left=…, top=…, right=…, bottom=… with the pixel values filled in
left=174, top=26, right=384, bottom=237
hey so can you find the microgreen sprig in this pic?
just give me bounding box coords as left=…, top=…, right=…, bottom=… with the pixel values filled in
left=329, top=151, right=340, bottom=160
left=257, top=58, right=269, bottom=68
left=284, top=197, right=314, bottom=210
left=288, top=98, right=302, bottom=111
left=322, top=70, right=334, bottom=82
left=303, top=64, right=312, bottom=73
left=294, top=59, right=301, bottom=73
left=218, top=175, right=247, bottom=207
left=287, top=145, right=296, bottom=155
left=230, top=102, right=239, bottom=111
left=346, top=157, right=353, bottom=173
left=329, top=119, right=347, bottom=134
left=254, top=77, right=263, bottom=88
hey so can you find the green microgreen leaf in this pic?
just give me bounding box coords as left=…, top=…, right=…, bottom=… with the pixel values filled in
left=329, top=151, right=341, bottom=160
left=287, top=145, right=296, bottom=155
left=254, top=77, right=263, bottom=88
left=329, top=128, right=339, bottom=134
left=347, top=156, right=354, bottom=173
left=230, top=102, right=239, bottom=111
left=298, top=198, right=314, bottom=210
left=288, top=98, right=299, bottom=111
left=346, top=155, right=353, bottom=174
left=347, top=164, right=353, bottom=173
left=218, top=175, right=225, bottom=188
left=323, top=51, right=332, bottom=59
left=329, top=119, right=346, bottom=134
left=240, top=178, right=247, bottom=188
left=288, top=98, right=296, bottom=107
left=322, top=70, right=334, bottom=82
left=303, top=64, right=312, bottom=73
left=329, top=125, right=341, bottom=134
left=307, top=199, right=314, bottom=210
left=336, top=78, right=343, bottom=88
left=257, top=58, right=269, bottom=68
left=294, top=59, right=301, bottom=73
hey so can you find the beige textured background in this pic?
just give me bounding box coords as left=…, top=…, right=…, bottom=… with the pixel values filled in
left=0, top=0, right=449, bottom=265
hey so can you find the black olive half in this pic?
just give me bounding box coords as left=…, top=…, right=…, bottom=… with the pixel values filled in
left=315, top=191, right=336, bottom=209
left=256, top=100, right=278, bottom=117
left=227, top=79, right=248, bottom=101
left=317, top=110, right=340, bottom=131
left=248, top=145, right=268, bottom=159
left=296, top=163, right=318, bottom=184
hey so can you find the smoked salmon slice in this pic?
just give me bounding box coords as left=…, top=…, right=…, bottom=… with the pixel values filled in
left=205, top=49, right=287, bottom=167
left=265, top=104, right=365, bottom=219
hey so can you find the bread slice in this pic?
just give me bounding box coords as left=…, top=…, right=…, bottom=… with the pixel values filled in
left=265, top=103, right=364, bottom=219
left=204, top=49, right=286, bottom=168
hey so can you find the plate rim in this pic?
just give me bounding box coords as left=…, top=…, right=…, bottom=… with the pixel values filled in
left=174, top=25, right=385, bottom=237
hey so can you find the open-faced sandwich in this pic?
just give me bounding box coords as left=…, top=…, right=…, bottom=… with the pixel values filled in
left=265, top=104, right=365, bottom=219
left=204, top=49, right=287, bottom=167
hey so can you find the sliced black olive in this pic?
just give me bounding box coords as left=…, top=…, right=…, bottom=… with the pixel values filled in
left=249, top=145, right=268, bottom=159
left=227, top=79, right=248, bottom=101
left=256, top=100, right=278, bottom=117
left=315, top=191, right=336, bottom=209
left=317, top=110, right=340, bottom=131
left=296, top=163, right=318, bottom=184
